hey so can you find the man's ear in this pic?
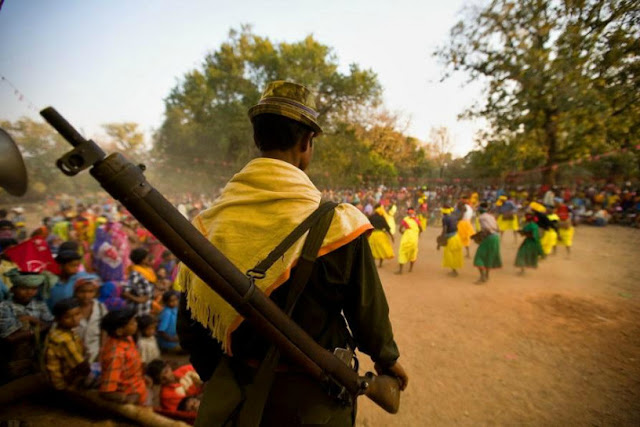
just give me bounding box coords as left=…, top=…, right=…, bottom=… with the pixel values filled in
left=299, top=132, right=313, bottom=153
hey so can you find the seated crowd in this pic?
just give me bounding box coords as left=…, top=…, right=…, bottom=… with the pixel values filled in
left=0, top=204, right=202, bottom=417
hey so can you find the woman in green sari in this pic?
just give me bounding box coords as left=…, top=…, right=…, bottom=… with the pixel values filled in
left=515, top=212, right=544, bottom=274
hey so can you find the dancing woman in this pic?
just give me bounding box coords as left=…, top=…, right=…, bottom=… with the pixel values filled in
left=440, top=206, right=464, bottom=277
left=515, top=211, right=545, bottom=274
left=395, top=207, right=422, bottom=274
left=473, top=203, right=502, bottom=283
left=368, top=205, right=395, bottom=267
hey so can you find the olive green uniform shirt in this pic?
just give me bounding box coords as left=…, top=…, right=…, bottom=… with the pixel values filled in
left=178, top=233, right=399, bottom=426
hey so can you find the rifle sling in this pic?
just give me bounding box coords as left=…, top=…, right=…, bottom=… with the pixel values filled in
left=236, top=201, right=337, bottom=427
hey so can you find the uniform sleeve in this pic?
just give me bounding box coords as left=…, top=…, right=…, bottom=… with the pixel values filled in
left=100, top=344, right=123, bottom=393
left=342, top=236, right=400, bottom=368
left=177, top=293, right=222, bottom=382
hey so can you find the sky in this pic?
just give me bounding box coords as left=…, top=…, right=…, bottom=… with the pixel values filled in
left=0, top=0, right=485, bottom=157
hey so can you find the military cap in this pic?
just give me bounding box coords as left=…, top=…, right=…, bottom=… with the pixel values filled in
left=248, top=81, right=323, bottom=134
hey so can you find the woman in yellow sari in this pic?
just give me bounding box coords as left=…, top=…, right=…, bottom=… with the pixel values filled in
left=386, top=202, right=397, bottom=235
left=395, top=207, right=422, bottom=275
left=496, top=196, right=520, bottom=242
left=368, top=205, right=395, bottom=267
left=540, top=213, right=559, bottom=255
left=440, top=206, right=464, bottom=276
left=456, top=200, right=475, bottom=258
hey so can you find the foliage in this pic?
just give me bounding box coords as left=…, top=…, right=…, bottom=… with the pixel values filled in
left=436, top=0, right=640, bottom=184
left=0, top=118, right=99, bottom=201
left=154, top=26, right=437, bottom=187
left=102, top=122, right=145, bottom=154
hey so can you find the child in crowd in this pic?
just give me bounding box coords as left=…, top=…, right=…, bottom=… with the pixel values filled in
left=136, top=314, right=161, bottom=365
left=159, top=250, right=177, bottom=281
left=47, top=246, right=84, bottom=309
left=74, top=277, right=107, bottom=364
left=146, top=359, right=202, bottom=412
left=0, top=271, right=54, bottom=381
left=43, top=298, right=89, bottom=390
left=99, top=308, right=148, bottom=405
left=122, top=248, right=155, bottom=316
left=151, top=280, right=164, bottom=316
left=157, top=290, right=180, bottom=352
left=98, top=281, right=127, bottom=311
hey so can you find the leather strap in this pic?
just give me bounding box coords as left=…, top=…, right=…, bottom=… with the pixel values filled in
left=247, top=201, right=338, bottom=278
left=236, top=202, right=337, bottom=427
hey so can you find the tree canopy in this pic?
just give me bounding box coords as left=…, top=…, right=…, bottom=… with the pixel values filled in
left=436, top=0, right=639, bottom=184
left=153, top=26, right=436, bottom=190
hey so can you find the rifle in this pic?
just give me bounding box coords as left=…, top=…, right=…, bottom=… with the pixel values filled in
left=38, top=107, right=401, bottom=414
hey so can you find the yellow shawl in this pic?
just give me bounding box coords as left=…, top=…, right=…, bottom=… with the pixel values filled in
left=177, top=158, right=372, bottom=354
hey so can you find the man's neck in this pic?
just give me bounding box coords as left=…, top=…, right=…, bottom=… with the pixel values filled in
left=260, top=150, right=302, bottom=170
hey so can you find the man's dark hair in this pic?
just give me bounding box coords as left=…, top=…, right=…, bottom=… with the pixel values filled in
left=252, top=114, right=314, bottom=152
left=52, top=297, right=80, bottom=318
left=0, top=209, right=7, bottom=219
left=146, top=359, right=168, bottom=384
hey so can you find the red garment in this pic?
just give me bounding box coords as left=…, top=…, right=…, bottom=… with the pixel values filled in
left=100, top=336, right=148, bottom=404
left=160, top=364, right=203, bottom=411
left=4, top=237, right=60, bottom=275
left=557, top=204, right=570, bottom=221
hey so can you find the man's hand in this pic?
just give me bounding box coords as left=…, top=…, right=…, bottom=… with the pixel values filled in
left=375, top=361, right=409, bottom=391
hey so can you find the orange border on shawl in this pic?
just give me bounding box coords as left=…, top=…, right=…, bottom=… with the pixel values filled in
left=223, top=222, right=373, bottom=354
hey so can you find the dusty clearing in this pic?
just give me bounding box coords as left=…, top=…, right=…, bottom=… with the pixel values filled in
left=357, top=225, right=640, bottom=426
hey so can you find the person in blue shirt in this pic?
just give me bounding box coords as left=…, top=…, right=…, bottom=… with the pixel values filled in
left=47, top=247, right=97, bottom=310
left=157, top=290, right=180, bottom=351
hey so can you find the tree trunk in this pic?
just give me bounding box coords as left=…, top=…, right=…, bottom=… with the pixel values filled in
left=542, top=111, right=558, bottom=186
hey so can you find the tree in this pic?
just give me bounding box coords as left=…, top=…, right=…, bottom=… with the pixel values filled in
left=427, top=126, right=454, bottom=178
left=102, top=122, right=145, bottom=153
left=154, top=26, right=382, bottom=178
left=436, top=0, right=639, bottom=184
left=0, top=118, right=97, bottom=200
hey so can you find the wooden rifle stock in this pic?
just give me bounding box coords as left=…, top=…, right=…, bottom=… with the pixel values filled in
left=363, top=373, right=401, bottom=414
left=40, top=107, right=401, bottom=414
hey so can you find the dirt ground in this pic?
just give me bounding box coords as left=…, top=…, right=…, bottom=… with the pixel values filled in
left=357, top=224, right=640, bottom=426
left=1, top=223, right=639, bottom=426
